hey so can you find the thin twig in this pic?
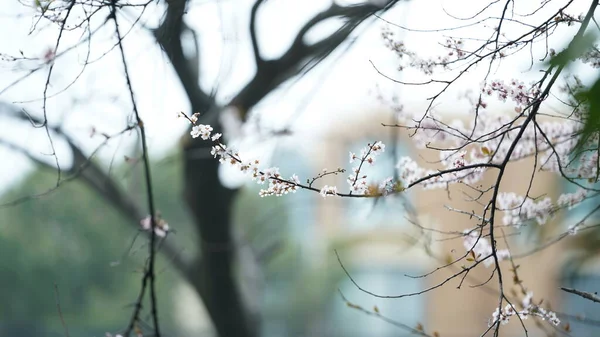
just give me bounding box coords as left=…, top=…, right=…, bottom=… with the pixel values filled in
left=54, top=283, right=70, bottom=337
left=110, top=2, right=161, bottom=336
left=561, top=287, right=600, bottom=304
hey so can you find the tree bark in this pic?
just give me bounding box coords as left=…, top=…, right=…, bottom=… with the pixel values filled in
left=182, top=120, right=258, bottom=337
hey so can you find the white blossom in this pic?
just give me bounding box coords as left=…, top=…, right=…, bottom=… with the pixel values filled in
left=191, top=124, right=213, bottom=140
left=497, top=193, right=553, bottom=227
left=140, top=215, right=169, bottom=238
left=557, top=188, right=588, bottom=210
left=320, top=185, right=338, bottom=198
left=568, top=223, right=579, bottom=236
left=463, top=230, right=510, bottom=267
left=490, top=291, right=560, bottom=327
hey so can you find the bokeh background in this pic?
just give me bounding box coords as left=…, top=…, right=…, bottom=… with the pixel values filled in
left=1, top=0, right=600, bottom=336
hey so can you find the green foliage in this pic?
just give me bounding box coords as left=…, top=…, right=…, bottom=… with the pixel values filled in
left=549, top=31, right=597, bottom=69
left=2, top=172, right=124, bottom=296
left=0, top=149, right=366, bottom=336
left=548, top=30, right=600, bottom=151
left=574, top=78, right=600, bottom=150
left=0, top=155, right=195, bottom=335
left=0, top=169, right=136, bottom=333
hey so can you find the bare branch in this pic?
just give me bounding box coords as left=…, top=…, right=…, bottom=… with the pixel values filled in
left=338, top=290, right=434, bottom=337
left=54, top=283, right=70, bottom=337
left=111, top=3, right=161, bottom=334
left=153, top=0, right=214, bottom=114
left=230, top=1, right=400, bottom=117
left=250, top=0, right=265, bottom=66
left=561, top=287, right=600, bottom=304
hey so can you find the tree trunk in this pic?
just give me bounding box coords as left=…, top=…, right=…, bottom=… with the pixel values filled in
left=183, top=122, right=258, bottom=337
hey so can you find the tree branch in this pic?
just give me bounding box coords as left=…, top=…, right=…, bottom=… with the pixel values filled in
left=561, top=287, right=600, bottom=304
left=150, top=2, right=401, bottom=337
left=250, top=0, right=265, bottom=66
left=153, top=0, right=214, bottom=114
left=230, top=1, right=399, bottom=116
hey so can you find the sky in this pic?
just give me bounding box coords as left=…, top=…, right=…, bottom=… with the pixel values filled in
left=0, top=0, right=597, bottom=194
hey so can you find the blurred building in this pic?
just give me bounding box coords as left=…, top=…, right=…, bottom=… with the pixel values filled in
left=174, top=108, right=599, bottom=337
left=263, top=108, right=598, bottom=337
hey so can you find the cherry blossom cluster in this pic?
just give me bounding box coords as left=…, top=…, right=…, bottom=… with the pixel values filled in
left=481, top=79, right=541, bottom=109
left=381, top=27, right=451, bottom=75
left=140, top=214, right=170, bottom=238
left=376, top=10, right=593, bottom=334
left=179, top=113, right=301, bottom=197
left=228, top=155, right=301, bottom=198
left=347, top=141, right=387, bottom=195
left=547, top=148, right=600, bottom=181
left=257, top=169, right=301, bottom=197
left=395, top=155, right=468, bottom=189
left=405, top=107, right=586, bottom=179
left=495, top=188, right=594, bottom=229
left=390, top=106, right=598, bottom=238
left=496, top=193, right=553, bottom=227
left=191, top=124, right=216, bottom=140
left=485, top=186, right=597, bottom=231
left=443, top=37, right=466, bottom=60
left=377, top=177, right=397, bottom=196
left=179, top=112, right=397, bottom=198
left=319, top=185, right=338, bottom=198
left=395, top=150, right=486, bottom=190
left=395, top=156, right=456, bottom=189
left=400, top=105, right=591, bottom=185
left=557, top=188, right=589, bottom=209
left=462, top=230, right=510, bottom=267
left=490, top=291, right=560, bottom=327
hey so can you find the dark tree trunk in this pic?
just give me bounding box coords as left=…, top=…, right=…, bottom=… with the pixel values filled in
left=183, top=123, right=258, bottom=337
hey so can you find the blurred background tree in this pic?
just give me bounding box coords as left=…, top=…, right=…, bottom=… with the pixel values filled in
left=0, top=1, right=402, bottom=336
left=0, top=150, right=359, bottom=336
left=6, top=0, right=600, bottom=336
